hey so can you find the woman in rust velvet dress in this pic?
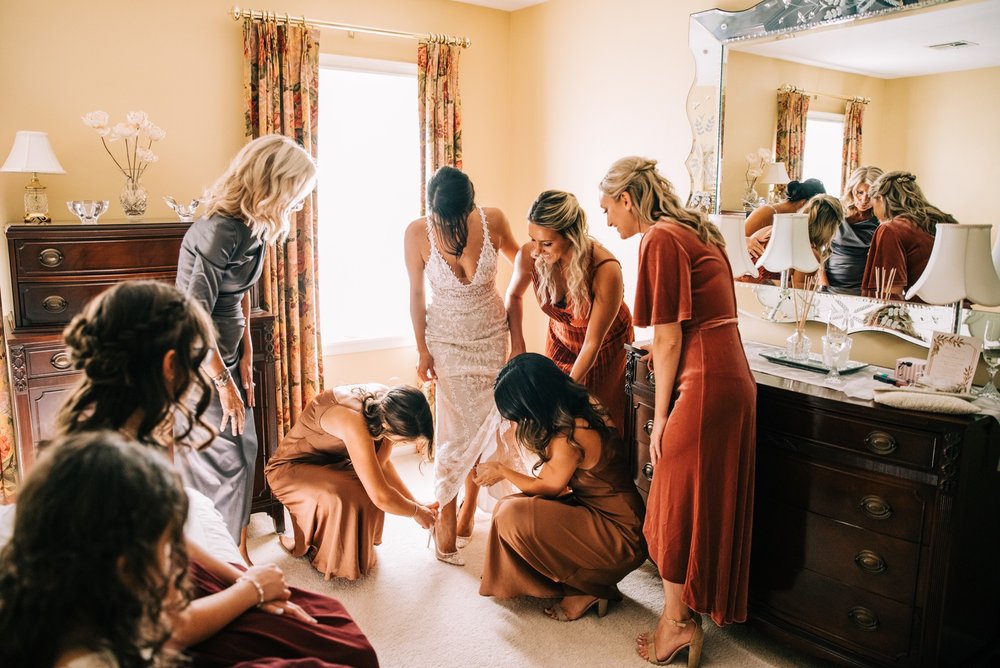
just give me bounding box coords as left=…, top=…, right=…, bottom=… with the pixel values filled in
left=506, top=190, right=633, bottom=433
left=476, top=353, right=645, bottom=622
left=861, top=171, right=956, bottom=300
left=601, top=157, right=756, bottom=667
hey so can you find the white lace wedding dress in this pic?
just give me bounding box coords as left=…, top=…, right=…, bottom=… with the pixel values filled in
left=425, top=208, right=523, bottom=507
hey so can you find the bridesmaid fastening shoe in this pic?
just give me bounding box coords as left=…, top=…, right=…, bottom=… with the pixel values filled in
left=428, top=529, right=465, bottom=566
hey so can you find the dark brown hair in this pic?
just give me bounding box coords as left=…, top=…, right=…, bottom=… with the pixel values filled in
left=427, top=165, right=475, bottom=257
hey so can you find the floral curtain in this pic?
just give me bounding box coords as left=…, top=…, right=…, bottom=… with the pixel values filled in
left=0, top=321, right=15, bottom=501
left=842, top=99, right=866, bottom=190
left=243, top=19, right=323, bottom=436
left=775, top=90, right=811, bottom=182
left=418, top=42, right=463, bottom=214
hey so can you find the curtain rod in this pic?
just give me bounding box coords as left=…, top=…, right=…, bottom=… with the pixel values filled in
left=231, top=6, right=471, bottom=48
left=779, top=84, right=870, bottom=105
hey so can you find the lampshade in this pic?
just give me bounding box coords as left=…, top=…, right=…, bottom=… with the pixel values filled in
left=0, top=131, right=66, bottom=174
left=755, top=213, right=819, bottom=273
left=760, top=161, right=790, bottom=185
left=905, top=224, right=1000, bottom=306
left=709, top=213, right=757, bottom=277
left=993, top=227, right=1000, bottom=279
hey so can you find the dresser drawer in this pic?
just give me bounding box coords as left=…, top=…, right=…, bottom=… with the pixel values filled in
left=633, top=401, right=654, bottom=497
left=757, top=448, right=930, bottom=543
left=17, top=281, right=124, bottom=327
left=759, top=399, right=938, bottom=469
left=751, top=567, right=914, bottom=661
left=12, top=235, right=183, bottom=277
left=753, top=502, right=920, bottom=604
left=25, top=343, right=76, bottom=379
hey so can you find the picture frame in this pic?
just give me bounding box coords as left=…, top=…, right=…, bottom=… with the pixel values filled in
left=922, top=332, right=982, bottom=394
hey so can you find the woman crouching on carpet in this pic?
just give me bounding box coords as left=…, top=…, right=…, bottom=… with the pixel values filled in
left=57, top=280, right=378, bottom=668
left=476, top=353, right=646, bottom=620
left=266, top=384, right=438, bottom=580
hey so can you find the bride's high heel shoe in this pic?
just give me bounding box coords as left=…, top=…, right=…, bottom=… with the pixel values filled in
left=427, top=529, right=465, bottom=566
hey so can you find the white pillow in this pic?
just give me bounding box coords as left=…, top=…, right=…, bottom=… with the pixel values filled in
left=184, top=487, right=244, bottom=565
left=873, top=391, right=981, bottom=415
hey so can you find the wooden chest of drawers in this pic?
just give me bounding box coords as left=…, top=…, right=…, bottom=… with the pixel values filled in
left=623, top=344, right=1000, bottom=667
left=5, top=221, right=284, bottom=532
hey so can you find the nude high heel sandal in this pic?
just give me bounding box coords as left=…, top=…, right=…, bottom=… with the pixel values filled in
left=641, top=615, right=704, bottom=666
left=427, top=529, right=465, bottom=566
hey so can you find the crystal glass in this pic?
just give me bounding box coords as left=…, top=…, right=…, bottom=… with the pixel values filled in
left=822, top=332, right=852, bottom=386
left=785, top=329, right=811, bottom=361
left=979, top=319, right=1000, bottom=400
left=120, top=177, right=147, bottom=220
left=66, top=199, right=109, bottom=225
left=164, top=196, right=201, bottom=223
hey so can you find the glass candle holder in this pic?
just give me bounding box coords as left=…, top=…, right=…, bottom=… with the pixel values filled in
left=785, top=330, right=811, bottom=361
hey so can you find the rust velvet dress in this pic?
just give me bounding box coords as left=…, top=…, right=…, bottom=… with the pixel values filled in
left=634, top=221, right=756, bottom=626
left=264, top=387, right=385, bottom=581
left=478, top=429, right=646, bottom=602
left=531, top=259, right=634, bottom=434
left=860, top=215, right=935, bottom=298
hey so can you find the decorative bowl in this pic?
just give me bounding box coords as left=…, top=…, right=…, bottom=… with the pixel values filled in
left=164, top=196, right=201, bottom=223
left=67, top=200, right=110, bottom=225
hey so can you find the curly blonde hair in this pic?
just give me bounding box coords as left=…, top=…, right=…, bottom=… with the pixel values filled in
left=202, top=135, right=317, bottom=243
left=804, top=194, right=844, bottom=260
left=599, top=156, right=724, bottom=247
left=528, top=190, right=595, bottom=320
left=871, top=170, right=956, bottom=235
left=841, top=165, right=883, bottom=219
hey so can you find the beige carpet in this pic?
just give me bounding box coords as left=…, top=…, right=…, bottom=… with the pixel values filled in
left=247, top=449, right=832, bottom=668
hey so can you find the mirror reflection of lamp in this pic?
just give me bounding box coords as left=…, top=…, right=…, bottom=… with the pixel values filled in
left=709, top=213, right=757, bottom=278
left=0, top=131, right=66, bottom=223
left=755, top=213, right=818, bottom=319
left=905, top=224, right=1000, bottom=334
left=760, top=161, right=790, bottom=205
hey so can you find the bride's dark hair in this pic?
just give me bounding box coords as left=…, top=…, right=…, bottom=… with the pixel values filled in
left=427, top=165, right=475, bottom=258
left=58, top=280, right=216, bottom=447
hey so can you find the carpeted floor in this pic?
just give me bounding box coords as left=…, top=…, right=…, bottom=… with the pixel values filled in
left=247, top=449, right=832, bottom=668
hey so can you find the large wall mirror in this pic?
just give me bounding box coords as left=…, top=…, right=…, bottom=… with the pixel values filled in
left=686, top=0, right=1000, bottom=346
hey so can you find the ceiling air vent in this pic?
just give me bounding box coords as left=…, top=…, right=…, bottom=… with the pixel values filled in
left=927, top=40, right=979, bottom=50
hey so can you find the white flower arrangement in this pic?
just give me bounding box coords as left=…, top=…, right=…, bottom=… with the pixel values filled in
left=82, top=110, right=165, bottom=183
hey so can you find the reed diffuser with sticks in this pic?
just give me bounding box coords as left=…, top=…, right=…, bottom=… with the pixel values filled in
left=785, top=275, right=820, bottom=361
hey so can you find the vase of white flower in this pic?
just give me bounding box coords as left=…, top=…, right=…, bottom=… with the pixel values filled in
left=82, top=110, right=165, bottom=221
left=742, top=147, right=773, bottom=212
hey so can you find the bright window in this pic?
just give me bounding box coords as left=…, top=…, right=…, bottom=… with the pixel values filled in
left=317, top=55, right=419, bottom=355
left=801, top=112, right=845, bottom=197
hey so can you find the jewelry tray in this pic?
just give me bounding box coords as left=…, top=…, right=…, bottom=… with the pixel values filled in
left=760, top=352, right=870, bottom=376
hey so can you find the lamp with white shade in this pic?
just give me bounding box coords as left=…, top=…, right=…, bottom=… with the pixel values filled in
left=760, top=161, right=790, bottom=204
left=905, top=224, right=1000, bottom=333
left=754, top=213, right=819, bottom=322
left=709, top=213, right=757, bottom=278
left=0, top=131, right=66, bottom=223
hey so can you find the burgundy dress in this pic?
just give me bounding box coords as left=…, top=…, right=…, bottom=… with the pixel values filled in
left=185, top=560, right=378, bottom=667
left=860, top=215, right=935, bottom=298
left=531, top=258, right=634, bottom=433
left=634, top=221, right=756, bottom=626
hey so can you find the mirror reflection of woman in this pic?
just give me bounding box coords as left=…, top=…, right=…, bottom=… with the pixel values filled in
left=861, top=171, right=957, bottom=300
left=790, top=194, right=844, bottom=288
left=505, top=190, right=634, bottom=434
left=744, top=178, right=826, bottom=260
left=825, top=166, right=883, bottom=294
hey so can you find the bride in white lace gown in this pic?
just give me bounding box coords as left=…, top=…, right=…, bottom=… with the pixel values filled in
left=405, top=166, right=520, bottom=563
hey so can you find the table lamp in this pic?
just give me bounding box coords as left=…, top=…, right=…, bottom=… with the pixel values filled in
left=709, top=213, right=757, bottom=277
left=760, top=161, right=790, bottom=204
left=906, top=224, right=1000, bottom=333
left=1, top=131, right=66, bottom=223
left=755, top=213, right=818, bottom=320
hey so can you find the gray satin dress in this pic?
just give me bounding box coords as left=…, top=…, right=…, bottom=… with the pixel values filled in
left=174, top=214, right=265, bottom=541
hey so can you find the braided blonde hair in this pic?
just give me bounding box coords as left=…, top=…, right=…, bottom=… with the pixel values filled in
left=528, top=190, right=594, bottom=320
left=871, top=170, right=956, bottom=235
left=599, top=157, right=724, bottom=247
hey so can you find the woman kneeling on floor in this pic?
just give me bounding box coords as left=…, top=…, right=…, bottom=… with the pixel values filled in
left=265, top=384, right=438, bottom=580
left=477, top=353, right=646, bottom=620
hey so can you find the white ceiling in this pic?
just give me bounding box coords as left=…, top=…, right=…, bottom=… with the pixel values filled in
left=731, top=0, right=1000, bottom=79
left=449, top=0, right=547, bottom=11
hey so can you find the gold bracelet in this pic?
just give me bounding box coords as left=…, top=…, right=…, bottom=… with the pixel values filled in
left=237, top=574, right=265, bottom=607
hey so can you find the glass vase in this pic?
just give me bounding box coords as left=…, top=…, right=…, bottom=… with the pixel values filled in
left=786, top=329, right=811, bottom=361
left=120, top=177, right=148, bottom=220
left=741, top=185, right=762, bottom=212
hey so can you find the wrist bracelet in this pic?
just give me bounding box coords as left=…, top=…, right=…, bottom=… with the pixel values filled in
left=212, top=367, right=233, bottom=390
left=411, top=502, right=420, bottom=518
left=237, top=574, right=265, bottom=607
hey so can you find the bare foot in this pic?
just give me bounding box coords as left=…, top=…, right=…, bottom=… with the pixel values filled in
left=636, top=615, right=696, bottom=663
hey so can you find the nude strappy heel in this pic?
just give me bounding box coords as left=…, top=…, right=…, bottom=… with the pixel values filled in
left=640, top=615, right=704, bottom=666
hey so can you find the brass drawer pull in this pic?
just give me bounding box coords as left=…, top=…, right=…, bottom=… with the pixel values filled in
left=42, top=296, right=68, bottom=314
left=859, top=495, right=893, bottom=521
left=847, top=606, right=880, bottom=632
left=49, top=352, right=72, bottom=371
left=643, top=419, right=654, bottom=436
left=642, top=463, right=654, bottom=481
left=864, top=430, right=897, bottom=456
left=38, top=247, right=64, bottom=268
left=854, top=549, right=887, bottom=575
left=646, top=370, right=655, bottom=386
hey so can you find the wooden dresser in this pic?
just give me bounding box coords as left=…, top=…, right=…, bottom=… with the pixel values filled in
left=4, top=221, right=284, bottom=532
left=624, top=344, right=1000, bottom=667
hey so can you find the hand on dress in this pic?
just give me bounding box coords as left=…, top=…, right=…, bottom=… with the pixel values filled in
left=473, top=462, right=505, bottom=487
left=243, top=563, right=291, bottom=605
left=746, top=226, right=773, bottom=261
left=413, top=502, right=438, bottom=530
left=218, top=381, right=247, bottom=436
left=417, top=351, right=437, bottom=382
left=260, top=599, right=318, bottom=623
left=239, top=341, right=255, bottom=409
left=648, top=416, right=667, bottom=467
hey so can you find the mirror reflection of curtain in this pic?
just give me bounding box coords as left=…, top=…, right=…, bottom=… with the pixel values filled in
left=842, top=100, right=865, bottom=189
left=418, top=43, right=463, bottom=214
left=243, top=18, right=324, bottom=434
left=775, top=89, right=810, bottom=181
